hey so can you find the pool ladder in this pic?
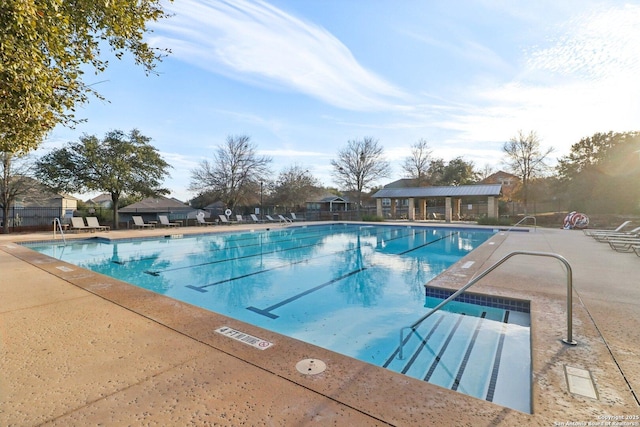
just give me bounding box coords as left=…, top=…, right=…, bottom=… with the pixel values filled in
left=398, top=251, right=576, bottom=360
left=53, top=217, right=66, bottom=245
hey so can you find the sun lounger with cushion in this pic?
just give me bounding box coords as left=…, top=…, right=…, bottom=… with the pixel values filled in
left=70, top=217, right=94, bottom=233
left=132, top=216, right=155, bottom=229
left=158, top=215, right=179, bottom=227
left=86, top=216, right=110, bottom=231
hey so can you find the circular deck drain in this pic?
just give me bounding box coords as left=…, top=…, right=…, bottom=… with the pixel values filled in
left=296, top=359, right=326, bottom=375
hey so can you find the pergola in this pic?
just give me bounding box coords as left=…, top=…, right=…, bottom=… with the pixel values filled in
left=372, top=184, right=502, bottom=222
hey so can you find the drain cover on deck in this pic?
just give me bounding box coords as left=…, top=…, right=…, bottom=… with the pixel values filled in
left=565, top=365, right=598, bottom=399
left=296, top=359, right=326, bottom=375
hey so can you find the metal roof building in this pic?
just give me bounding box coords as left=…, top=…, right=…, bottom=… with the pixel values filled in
left=372, top=184, right=503, bottom=222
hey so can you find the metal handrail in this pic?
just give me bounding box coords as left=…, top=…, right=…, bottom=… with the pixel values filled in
left=505, top=215, right=537, bottom=232
left=53, top=217, right=66, bottom=245
left=398, top=250, right=576, bottom=359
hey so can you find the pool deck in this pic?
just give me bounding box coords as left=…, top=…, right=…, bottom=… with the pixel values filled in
left=1, top=222, right=639, bottom=426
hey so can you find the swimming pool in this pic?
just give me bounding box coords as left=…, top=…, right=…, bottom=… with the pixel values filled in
left=25, top=223, right=531, bottom=412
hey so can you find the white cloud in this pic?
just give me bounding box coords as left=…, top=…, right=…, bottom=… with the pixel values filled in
left=153, top=0, right=408, bottom=111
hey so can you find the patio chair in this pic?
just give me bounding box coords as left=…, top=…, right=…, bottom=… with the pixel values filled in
left=607, top=237, right=640, bottom=252
left=250, top=214, right=264, bottom=223
left=158, top=215, right=179, bottom=228
left=265, top=215, right=278, bottom=223
left=583, top=220, right=632, bottom=236
left=277, top=214, right=293, bottom=224
left=196, top=212, right=215, bottom=226
left=70, top=217, right=93, bottom=233
left=86, top=216, right=110, bottom=232
left=218, top=214, right=232, bottom=225
left=236, top=214, right=245, bottom=223
left=591, top=226, right=640, bottom=242
left=289, top=212, right=304, bottom=221
left=132, top=215, right=155, bottom=229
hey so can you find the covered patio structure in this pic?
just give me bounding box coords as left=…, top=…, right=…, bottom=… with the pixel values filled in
left=372, top=184, right=502, bottom=222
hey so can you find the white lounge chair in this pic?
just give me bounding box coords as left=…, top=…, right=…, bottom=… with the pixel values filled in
left=289, top=212, right=304, bottom=221
left=278, top=214, right=292, bottom=224
left=218, top=214, right=232, bottom=225
left=584, top=220, right=632, bottom=236
left=158, top=215, right=179, bottom=227
left=250, top=214, right=264, bottom=223
left=132, top=215, right=155, bottom=229
left=86, top=216, right=109, bottom=232
left=591, top=226, right=640, bottom=242
left=265, top=215, right=278, bottom=223
left=70, top=217, right=93, bottom=233
left=196, top=212, right=215, bottom=226
left=236, top=214, right=245, bottom=223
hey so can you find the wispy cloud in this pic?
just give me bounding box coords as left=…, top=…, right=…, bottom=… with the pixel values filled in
left=526, top=3, right=640, bottom=81
left=152, top=0, right=407, bottom=111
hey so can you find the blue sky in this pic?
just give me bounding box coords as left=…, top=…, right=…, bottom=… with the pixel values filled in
left=43, top=0, right=640, bottom=202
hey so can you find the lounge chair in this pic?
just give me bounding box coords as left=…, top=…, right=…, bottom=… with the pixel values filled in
left=132, top=215, right=155, bottom=229
left=265, top=215, right=278, bottom=223
left=289, top=212, right=304, bottom=221
left=277, top=214, right=293, bottom=224
left=591, top=226, right=640, bottom=242
left=158, top=215, right=179, bottom=228
left=632, top=245, right=640, bottom=257
left=236, top=214, right=245, bottom=223
left=196, top=212, right=215, bottom=226
left=218, top=214, right=232, bottom=225
left=583, top=221, right=632, bottom=236
left=250, top=214, right=264, bottom=223
left=607, top=237, right=640, bottom=252
left=86, top=216, right=110, bottom=232
left=70, top=217, right=94, bottom=233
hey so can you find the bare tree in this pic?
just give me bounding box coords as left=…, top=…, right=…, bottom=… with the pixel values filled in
left=331, top=137, right=390, bottom=217
left=272, top=165, right=321, bottom=211
left=189, top=135, right=272, bottom=210
left=478, top=164, right=496, bottom=181
left=503, top=130, right=554, bottom=213
left=401, top=139, right=432, bottom=186
left=1, top=152, right=38, bottom=233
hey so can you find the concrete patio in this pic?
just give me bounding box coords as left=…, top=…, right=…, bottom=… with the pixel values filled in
left=1, top=222, right=638, bottom=426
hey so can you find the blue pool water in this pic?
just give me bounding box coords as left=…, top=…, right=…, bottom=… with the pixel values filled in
left=25, top=223, right=531, bottom=412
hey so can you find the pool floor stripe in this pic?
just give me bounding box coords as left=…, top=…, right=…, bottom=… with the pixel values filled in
left=485, top=310, right=510, bottom=402
left=246, top=267, right=367, bottom=319
left=451, top=312, right=487, bottom=391
left=396, top=231, right=459, bottom=255
left=145, top=225, right=423, bottom=276
left=400, top=316, right=446, bottom=374
left=423, top=314, right=465, bottom=382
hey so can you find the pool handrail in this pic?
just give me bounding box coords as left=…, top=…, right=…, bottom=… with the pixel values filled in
left=505, top=215, right=537, bottom=232
left=398, top=250, right=576, bottom=360
left=53, top=217, right=66, bottom=245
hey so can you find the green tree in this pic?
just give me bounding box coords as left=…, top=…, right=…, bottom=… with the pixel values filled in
left=189, top=135, right=272, bottom=211
left=35, top=129, right=171, bottom=228
left=424, top=157, right=477, bottom=186
left=503, top=130, right=553, bottom=213
left=272, top=165, right=321, bottom=211
left=331, top=137, right=390, bottom=218
left=0, top=0, right=170, bottom=154
left=557, top=131, right=640, bottom=213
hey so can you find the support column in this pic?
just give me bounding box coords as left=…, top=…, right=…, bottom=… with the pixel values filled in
left=488, top=196, right=498, bottom=218
left=408, top=198, right=415, bottom=220
left=376, top=199, right=383, bottom=218
left=418, top=199, right=427, bottom=220
left=391, top=199, right=397, bottom=219
left=453, top=198, right=461, bottom=220
left=445, top=197, right=452, bottom=223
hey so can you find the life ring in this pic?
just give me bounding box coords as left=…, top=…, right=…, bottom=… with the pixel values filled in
left=225, top=209, right=232, bottom=217
left=570, top=212, right=589, bottom=229
left=563, top=211, right=589, bottom=229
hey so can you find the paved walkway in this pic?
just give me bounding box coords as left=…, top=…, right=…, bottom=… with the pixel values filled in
left=1, top=223, right=638, bottom=426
